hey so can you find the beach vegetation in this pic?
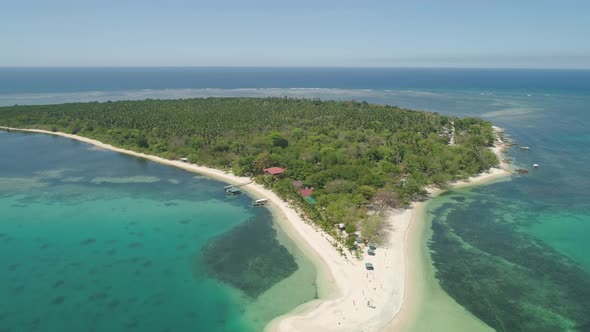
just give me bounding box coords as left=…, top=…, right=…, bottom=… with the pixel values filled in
left=0, top=97, right=498, bottom=243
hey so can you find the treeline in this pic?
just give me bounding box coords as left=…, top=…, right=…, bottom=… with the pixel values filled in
left=0, top=97, right=497, bottom=247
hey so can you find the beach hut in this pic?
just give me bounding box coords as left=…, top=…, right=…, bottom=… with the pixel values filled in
left=305, top=196, right=317, bottom=204
left=226, top=187, right=242, bottom=195
left=263, top=167, right=286, bottom=176
left=365, top=263, right=374, bottom=270
left=299, top=188, right=314, bottom=197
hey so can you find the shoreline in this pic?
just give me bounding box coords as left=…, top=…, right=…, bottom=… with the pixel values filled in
left=384, top=169, right=511, bottom=332
left=0, top=126, right=511, bottom=331
left=385, top=126, right=512, bottom=331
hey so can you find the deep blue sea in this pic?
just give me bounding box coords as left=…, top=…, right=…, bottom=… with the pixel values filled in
left=0, top=67, right=589, bottom=95
left=1, top=67, right=589, bottom=331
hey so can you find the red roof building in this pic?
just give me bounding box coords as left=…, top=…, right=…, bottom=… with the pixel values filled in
left=263, top=167, right=286, bottom=175
left=299, top=188, right=314, bottom=197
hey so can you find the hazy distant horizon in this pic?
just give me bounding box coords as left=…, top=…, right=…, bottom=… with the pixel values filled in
left=1, top=65, right=589, bottom=70
left=2, top=1, right=589, bottom=68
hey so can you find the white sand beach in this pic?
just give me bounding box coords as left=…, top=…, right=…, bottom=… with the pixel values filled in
left=0, top=126, right=511, bottom=332
left=385, top=126, right=511, bottom=332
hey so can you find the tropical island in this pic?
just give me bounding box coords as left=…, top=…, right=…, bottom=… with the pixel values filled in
left=0, top=97, right=508, bottom=331
left=0, top=97, right=497, bottom=247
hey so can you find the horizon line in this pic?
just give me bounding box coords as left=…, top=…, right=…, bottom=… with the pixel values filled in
left=1, top=65, right=590, bottom=71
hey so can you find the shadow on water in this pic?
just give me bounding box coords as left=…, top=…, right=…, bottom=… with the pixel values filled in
left=428, top=193, right=590, bottom=332
left=200, top=214, right=298, bottom=298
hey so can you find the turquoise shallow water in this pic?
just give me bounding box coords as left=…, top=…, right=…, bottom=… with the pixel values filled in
left=0, top=131, right=316, bottom=331
left=414, top=91, right=590, bottom=331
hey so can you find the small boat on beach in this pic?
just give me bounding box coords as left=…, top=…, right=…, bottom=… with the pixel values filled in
left=252, top=198, right=269, bottom=206
left=225, top=187, right=242, bottom=195
left=223, top=181, right=252, bottom=191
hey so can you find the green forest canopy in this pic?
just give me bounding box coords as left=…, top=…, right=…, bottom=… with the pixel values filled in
left=0, top=97, right=498, bottom=248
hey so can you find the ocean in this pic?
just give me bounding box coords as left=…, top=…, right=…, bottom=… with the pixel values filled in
left=0, top=131, right=317, bottom=331
left=1, top=67, right=589, bottom=331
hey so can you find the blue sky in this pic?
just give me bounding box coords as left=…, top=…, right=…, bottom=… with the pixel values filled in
left=2, top=0, right=589, bottom=68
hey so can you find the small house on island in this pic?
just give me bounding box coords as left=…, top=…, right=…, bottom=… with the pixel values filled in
left=299, top=187, right=316, bottom=204
left=299, top=188, right=314, bottom=197
left=305, top=196, right=317, bottom=204
left=263, top=167, right=286, bottom=176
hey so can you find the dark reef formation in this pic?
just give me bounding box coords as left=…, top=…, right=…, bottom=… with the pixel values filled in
left=201, top=215, right=298, bottom=298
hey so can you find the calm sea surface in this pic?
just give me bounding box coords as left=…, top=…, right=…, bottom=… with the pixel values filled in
left=0, top=131, right=316, bottom=331
left=1, top=67, right=589, bottom=331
